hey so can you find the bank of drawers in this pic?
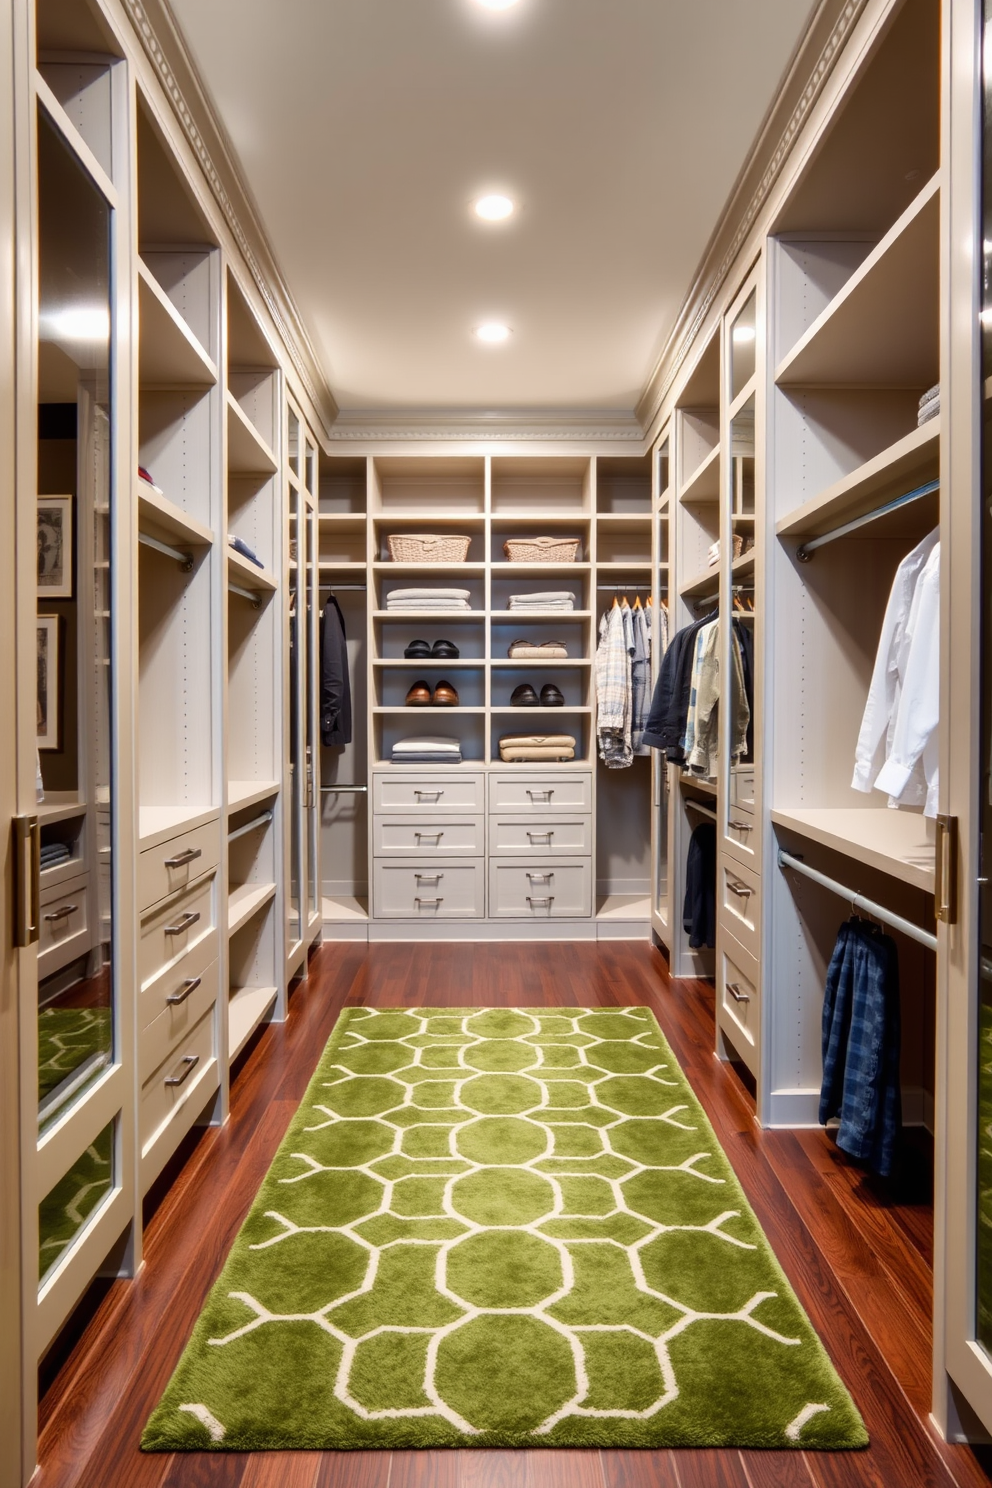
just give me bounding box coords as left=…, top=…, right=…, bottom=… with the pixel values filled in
left=717, top=928, right=760, bottom=1075
left=38, top=872, right=92, bottom=980
left=371, top=770, right=594, bottom=920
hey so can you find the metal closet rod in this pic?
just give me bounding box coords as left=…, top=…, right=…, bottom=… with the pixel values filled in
left=138, top=530, right=193, bottom=572
left=230, top=582, right=261, bottom=609
left=685, top=798, right=718, bottom=824
left=777, top=848, right=937, bottom=951
left=322, top=784, right=368, bottom=794
left=228, top=810, right=272, bottom=843
left=596, top=583, right=653, bottom=592
left=320, top=583, right=367, bottom=592
left=796, top=477, right=940, bottom=562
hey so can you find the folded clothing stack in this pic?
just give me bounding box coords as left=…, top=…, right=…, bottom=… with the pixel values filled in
left=391, top=734, right=463, bottom=764
left=508, top=639, right=568, bottom=659
left=386, top=588, right=472, bottom=612
left=40, top=841, right=72, bottom=870
left=499, top=733, right=576, bottom=762
left=918, top=383, right=940, bottom=426
left=228, top=533, right=264, bottom=568
left=507, top=591, right=575, bottom=612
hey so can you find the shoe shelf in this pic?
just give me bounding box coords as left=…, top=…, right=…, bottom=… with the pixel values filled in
left=373, top=706, right=487, bottom=714
left=372, top=659, right=482, bottom=668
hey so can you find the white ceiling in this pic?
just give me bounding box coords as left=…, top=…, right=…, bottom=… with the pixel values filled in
left=169, top=0, right=815, bottom=415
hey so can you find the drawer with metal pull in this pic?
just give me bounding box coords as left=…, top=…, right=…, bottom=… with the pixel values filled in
left=139, top=914, right=219, bottom=1030
left=139, top=819, right=221, bottom=912
left=489, top=773, right=592, bottom=814
left=139, top=872, right=217, bottom=991
left=718, top=931, right=760, bottom=1073
left=372, top=773, right=485, bottom=815
left=373, top=816, right=485, bottom=857
left=140, top=1002, right=217, bottom=1151
left=724, top=802, right=758, bottom=868
left=139, top=957, right=218, bottom=1080
left=730, top=765, right=756, bottom=813
left=718, top=857, right=760, bottom=957
left=489, top=859, right=592, bottom=918
left=38, top=873, right=91, bottom=980
left=489, top=816, right=591, bottom=857
left=373, top=859, right=484, bottom=918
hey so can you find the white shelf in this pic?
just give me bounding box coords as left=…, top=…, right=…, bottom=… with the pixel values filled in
left=228, top=546, right=277, bottom=593
left=228, top=780, right=279, bottom=810
left=138, top=482, right=214, bottom=550
left=322, top=895, right=369, bottom=923
left=678, top=443, right=721, bottom=504
left=373, top=610, right=486, bottom=621
left=490, top=659, right=591, bottom=668
left=319, top=513, right=367, bottom=528
left=595, top=562, right=652, bottom=572
left=679, top=566, right=721, bottom=601
left=597, top=893, right=651, bottom=921
left=375, top=562, right=485, bottom=575
left=228, top=881, right=276, bottom=937
left=491, top=705, right=592, bottom=715
left=37, top=795, right=87, bottom=825
left=137, top=260, right=217, bottom=388
left=374, top=658, right=484, bottom=668
left=731, top=550, right=755, bottom=580
left=492, top=610, right=591, bottom=622
left=228, top=984, right=277, bottom=1060
left=595, top=513, right=652, bottom=525
left=374, top=706, right=486, bottom=715
left=771, top=807, right=935, bottom=893
left=138, top=803, right=219, bottom=851
left=775, top=419, right=940, bottom=541
left=226, top=392, right=277, bottom=476
left=491, top=563, right=590, bottom=576
left=775, top=175, right=940, bottom=388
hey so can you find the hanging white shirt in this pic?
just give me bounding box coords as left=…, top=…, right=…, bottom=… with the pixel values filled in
left=874, top=539, right=940, bottom=817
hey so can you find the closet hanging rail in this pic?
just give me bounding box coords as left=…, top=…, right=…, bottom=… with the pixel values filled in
left=229, top=581, right=261, bottom=609
left=228, top=810, right=272, bottom=843
left=320, top=583, right=366, bottom=592
left=795, top=478, right=940, bottom=562
left=321, top=785, right=368, bottom=794
left=777, top=848, right=937, bottom=950
left=596, top=583, right=653, bottom=592
left=685, top=799, right=718, bottom=824
left=138, top=530, right=193, bottom=572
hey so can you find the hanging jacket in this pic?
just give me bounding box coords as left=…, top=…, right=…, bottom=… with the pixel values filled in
left=595, top=603, right=632, bottom=769
left=683, top=821, right=717, bottom=949
left=631, top=604, right=652, bottom=754
left=873, top=540, right=940, bottom=817
left=642, top=611, right=717, bottom=759
left=320, top=594, right=352, bottom=748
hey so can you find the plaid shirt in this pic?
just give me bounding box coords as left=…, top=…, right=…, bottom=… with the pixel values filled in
left=596, top=605, right=632, bottom=768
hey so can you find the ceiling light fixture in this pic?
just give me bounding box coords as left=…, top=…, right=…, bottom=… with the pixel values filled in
left=732, top=325, right=756, bottom=344
left=476, top=0, right=521, bottom=9
left=474, top=193, right=515, bottom=222
left=475, top=322, right=511, bottom=344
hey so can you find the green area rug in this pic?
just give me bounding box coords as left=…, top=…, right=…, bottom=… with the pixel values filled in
left=143, top=1006, right=867, bottom=1452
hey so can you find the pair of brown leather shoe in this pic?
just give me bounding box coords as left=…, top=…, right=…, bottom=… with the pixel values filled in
left=405, top=679, right=459, bottom=707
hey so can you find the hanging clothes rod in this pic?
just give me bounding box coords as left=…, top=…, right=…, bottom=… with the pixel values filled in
left=138, top=530, right=193, bottom=572
left=322, top=785, right=368, bottom=794
left=796, top=478, right=940, bottom=562
left=228, top=810, right=273, bottom=843
left=777, top=848, right=937, bottom=951
left=596, top=583, right=653, bottom=592
left=230, top=582, right=261, bottom=609
left=320, top=583, right=367, bottom=592
left=685, top=799, right=718, bottom=824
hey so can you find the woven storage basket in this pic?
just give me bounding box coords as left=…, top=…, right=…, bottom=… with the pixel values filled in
left=503, top=536, right=580, bottom=563
left=388, top=533, right=471, bottom=563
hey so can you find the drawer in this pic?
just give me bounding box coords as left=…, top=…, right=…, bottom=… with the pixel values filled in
left=489, top=816, right=591, bottom=857
left=731, top=766, right=756, bottom=812
left=140, top=1004, right=217, bottom=1150
left=373, top=860, right=484, bottom=919
left=139, top=820, right=221, bottom=912
left=139, top=958, right=218, bottom=1081
left=718, top=931, right=760, bottom=1072
left=139, top=922, right=219, bottom=1031
left=724, top=803, right=759, bottom=867
left=139, top=872, right=218, bottom=991
left=373, top=816, right=484, bottom=857
left=719, top=857, right=760, bottom=958
left=373, top=773, right=485, bottom=815
left=489, top=859, right=592, bottom=918
left=488, top=773, right=592, bottom=814
left=38, top=873, right=91, bottom=980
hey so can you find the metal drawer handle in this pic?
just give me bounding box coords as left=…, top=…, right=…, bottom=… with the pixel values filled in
left=414, top=789, right=443, bottom=801
left=43, top=903, right=78, bottom=922
left=167, top=976, right=201, bottom=1006
left=165, top=1054, right=199, bottom=1087
left=728, top=819, right=753, bottom=833
left=415, top=872, right=443, bottom=883
left=415, top=897, right=444, bottom=908
left=528, top=831, right=554, bottom=843
left=527, top=896, right=555, bottom=908
left=528, top=872, right=554, bottom=884
left=415, top=831, right=443, bottom=843
left=726, top=879, right=751, bottom=899
left=164, top=910, right=200, bottom=936
left=727, top=982, right=751, bottom=1004
left=527, top=789, right=554, bottom=801
left=164, top=847, right=202, bottom=869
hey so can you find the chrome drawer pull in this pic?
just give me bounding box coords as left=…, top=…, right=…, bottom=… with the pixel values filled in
left=414, top=789, right=443, bottom=801
left=164, top=910, right=200, bottom=936
left=164, top=847, right=202, bottom=869
left=727, top=982, right=751, bottom=1004
left=728, top=819, right=753, bottom=833
left=726, top=879, right=751, bottom=899
left=414, top=831, right=443, bottom=843
left=43, top=903, right=78, bottom=922
left=527, top=789, right=554, bottom=802
left=165, top=1054, right=199, bottom=1087
left=528, top=831, right=554, bottom=843
left=415, top=872, right=443, bottom=883
left=527, top=896, right=555, bottom=908
left=528, top=872, right=553, bottom=884
left=415, top=897, right=443, bottom=908
left=167, top=976, right=201, bottom=1006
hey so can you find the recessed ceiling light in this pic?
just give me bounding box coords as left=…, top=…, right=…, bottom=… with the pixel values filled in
left=475, top=322, right=511, bottom=343
left=474, top=193, right=515, bottom=222
left=476, top=0, right=521, bottom=9
left=732, top=326, right=755, bottom=344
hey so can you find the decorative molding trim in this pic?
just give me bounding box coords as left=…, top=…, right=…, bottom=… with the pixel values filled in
left=121, top=0, right=339, bottom=435
left=635, top=0, right=869, bottom=436
left=327, top=410, right=645, bottom=444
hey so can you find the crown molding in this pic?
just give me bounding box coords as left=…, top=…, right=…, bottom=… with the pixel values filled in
left=327, top=409, right=645, bottom=444
left=121, top=0, right=339, bottom=437
left=635, top=0, right=869, bottom=438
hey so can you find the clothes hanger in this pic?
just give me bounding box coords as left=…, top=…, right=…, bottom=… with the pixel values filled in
left=633, top=595, right=642, bottom=610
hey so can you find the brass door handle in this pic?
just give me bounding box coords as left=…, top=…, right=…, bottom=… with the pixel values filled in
left=14, top=815, right=40, bottom=946
left=935, top=815, right=958, bottom=925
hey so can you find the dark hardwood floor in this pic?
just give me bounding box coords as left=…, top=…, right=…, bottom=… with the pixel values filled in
left=33, top=940, right=992, bottom=1488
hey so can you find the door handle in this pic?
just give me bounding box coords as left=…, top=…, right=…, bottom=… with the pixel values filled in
left=13, top=815, right=40, bottom=946
left=164, top=847, right=201, bottom=869
left=527, top=831, right=554, bottom=843
left=726, top=879, right=751, bottom=899
left=165, top=1054, right=199, bottom=1087
left=415, top=872, right=443, bottom=883
left=935, top=814, right=958, bottom=925
left=415, top=897, right=444, bottom=908
left=167, top=976, right=201, bottom=1006
left=527, top=896, right=555, bottom=909
left=164, top=911, right=200, bottom=936
left=728, top=819, right=753, bottom=833
left=43, top=904, right=78, bottom=922
left=726, top=982, right=751, bottom=1004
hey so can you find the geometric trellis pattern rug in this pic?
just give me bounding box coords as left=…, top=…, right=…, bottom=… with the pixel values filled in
left=142, top=1006, right=867, bottom=1452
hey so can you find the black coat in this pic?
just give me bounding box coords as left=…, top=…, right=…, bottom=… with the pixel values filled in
left=683, top=821, right=717, bottom=949
left=642, top=611, right=717, bottom=761
left=320, top=595, right=352, bottom=748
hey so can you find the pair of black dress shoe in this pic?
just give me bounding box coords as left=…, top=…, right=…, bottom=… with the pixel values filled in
left=510, top=683, right=564, bottom=707
left=404, top=638, right=459, bottom=659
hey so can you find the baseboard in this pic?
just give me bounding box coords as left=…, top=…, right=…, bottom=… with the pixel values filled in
left=367, top=920, right=601, bottom=942
left=768, top=1084, right=935, bottom=1132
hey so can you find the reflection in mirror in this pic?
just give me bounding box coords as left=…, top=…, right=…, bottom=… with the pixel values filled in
left=729, top=398, right=755, bottom=798
left=36, top=108, right=114, bottom=1135
left=977, top=0, right=992, bottom=1353
left=731, top=290, right=756, bottom=401
left=306, top=503, right=319, bottom=922
left=288, top=482, right=302, bottom=946
left=39, top=1119, right=115, bottom=1283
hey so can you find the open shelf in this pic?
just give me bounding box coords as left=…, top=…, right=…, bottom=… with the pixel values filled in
left=373, top=610, right=486, bottom=621
left=319, top=513, right=367, bottom=530
left=597, top=893, right=651, bottom=921
left=228, top=882, right=277, bottom=937
left=491, top=563, right=591, bottom=577
left=491, top=706, right=593, bottom=716
left=228, top=780, right=279, bottom=811
left=226, top=392, right=277, bottom=476
left=771, top=807, right=935, bottom=893
left=679, top=566, right=721, bottom=601
left=776, top=418, right=940, bottom=540
left=731, top=550, right=755, bottom=580
left=228, top=546, right=277, bottom=593
left=678, top=443, right=721, bottom=504
left=493, top=610, right=591, bottom=622
left=323, top=895, right=369, bottom=923
left=374, top=563, right=486, bottom=576
left=138, top=481, right=213, bottom=550
left=138, top=804, right=219, bottom=851
left=228, top=984, right=277, bottom=1061
left=680, top=774, right=716, bottom=797
left=373, top=706, right=486, bottom=715
left=490, top=659, right=591, bottom=668
left=137, top=259, right=217, bottom=388
left=373, top=658, right=485, bottom=669
left=775, top=176, right=939, bottom=388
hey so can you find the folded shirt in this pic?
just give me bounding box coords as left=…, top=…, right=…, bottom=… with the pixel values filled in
left=508, top=640, right=568, bottom=658
left=918, top=383, right=939, bottom=409
left=40, top=844, right=71, bottom=865
left=388, top=588, right=471, bottom=602
left=386, top=598, right=472, bottom=610
left=228, top=533, right=264, bottom=568
left=392, top=735, right=462, bottom=754
left=500, top=744, right=576, bottom=761
left=509, top=591, right=574, bottom=603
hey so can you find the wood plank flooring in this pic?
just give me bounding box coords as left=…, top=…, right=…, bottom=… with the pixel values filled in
left=33, top=941, right=992, bottom=1488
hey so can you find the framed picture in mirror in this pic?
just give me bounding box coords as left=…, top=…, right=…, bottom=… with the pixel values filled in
left=37, top=495, right=73, bottom=598
left=37, top=615, right=62, bottom=751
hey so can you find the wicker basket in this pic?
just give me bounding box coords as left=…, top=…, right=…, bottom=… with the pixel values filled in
left=503, top=536, right=580, bottom=563
left=388, top=533, right=471, bottom=563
